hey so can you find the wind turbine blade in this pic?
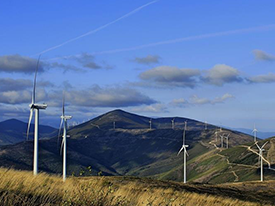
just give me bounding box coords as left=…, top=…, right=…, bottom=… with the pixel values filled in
left=177, top=146, right=184, bottom=156
left=26, top=109, right=34, bottom=141
left=255, top=142, right=261, bottom=150
left=184, top=147, right=189, bottom=157
left=58, top=119, right=64, bottom=144
left=32, top=55, right=41, bottom=104
left=262, top=141, right=269, bottom=149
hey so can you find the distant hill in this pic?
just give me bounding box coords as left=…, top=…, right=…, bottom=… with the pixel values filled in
left=0, top=119, right=57, bottom=145
left=233, top=127, right=275, bottom=139
left=0, top=109, right=274, bottom=184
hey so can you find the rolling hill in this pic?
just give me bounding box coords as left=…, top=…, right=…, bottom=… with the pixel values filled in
left=0, top=119, right=57, bottom=145
left=0, top=109, right=274, bottom=184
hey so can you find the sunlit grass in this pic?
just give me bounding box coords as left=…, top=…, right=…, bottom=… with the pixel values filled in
left=0, top=168, right=271, bottom=205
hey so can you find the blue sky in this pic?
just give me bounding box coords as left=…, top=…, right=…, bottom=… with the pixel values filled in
left=1, top=0, right=275, bottom=132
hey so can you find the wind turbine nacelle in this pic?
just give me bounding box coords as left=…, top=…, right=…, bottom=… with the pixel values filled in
left=32, top=103, right=48, bottom=109
left=61, top=115, right=73, bottom=120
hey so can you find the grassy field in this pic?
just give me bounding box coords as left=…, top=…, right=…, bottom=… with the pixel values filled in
left=0, top=168, right=274, bottom=206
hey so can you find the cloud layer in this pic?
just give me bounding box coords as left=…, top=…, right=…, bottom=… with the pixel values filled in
left=139, top=66, right=201, bottom=88
left=171, top=93, right=234, bottom=107
left=0, top=54, right=111, bottom=74
left=0, top=55, right=42, bottom=73
left=62, top=86, right=156, bottom=107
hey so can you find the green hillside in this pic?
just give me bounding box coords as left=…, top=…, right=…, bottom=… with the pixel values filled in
left=0, top=109, right=274, bottom=184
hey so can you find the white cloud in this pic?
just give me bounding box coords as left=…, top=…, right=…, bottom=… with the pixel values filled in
left=130, top=103, right=167, bottom=113
left=253, top=50, right=275, bottom=61
left=170, top=93, right=234, bottom=107
left=247, top=73, right=275, bottom=83
left=133, top=55, right=161, bottom=65
left=49, top=85, right=156, bottom=108
left=0, top=54, right=42, bottom=73
left=212, top=93, right=234, bottom=104
left=139, top=66, right=200, bottom=88
left=190, top=95, right=210, bottom=105
left=203, top=64, right=243, bottom=86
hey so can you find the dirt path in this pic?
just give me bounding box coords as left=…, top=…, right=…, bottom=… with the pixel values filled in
left=215, top=153, right=240, bottom=182
left=232, top=171, right=239, bottom=182
left=207, top=141, right=262, bottom=182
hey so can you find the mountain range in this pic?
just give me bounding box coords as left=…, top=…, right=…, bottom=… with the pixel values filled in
left=0, top=119, right=57, bottom=145
left=0, top=109, right=274, bottom=184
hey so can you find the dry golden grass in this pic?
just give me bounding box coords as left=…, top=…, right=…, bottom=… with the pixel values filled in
left=0, top=168, right=271, bottom=206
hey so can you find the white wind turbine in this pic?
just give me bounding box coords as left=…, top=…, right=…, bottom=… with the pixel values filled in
left=58, top=93, right=72, bottom=182
left=177, top=121, right=188, bottom=183
left=204, top=121, right=208, bottom=130
left=224, top=133, right=230, bottom=149
left=252, top=124, right=258, bottom=142
left=255, top=141, right=269, bottom=182
left=27, top=56, right=47, bottom=176
left=219, top=134, right=224, bottom=148
left=113, top=121, right=116, bottom=130
left=149, top=119, right=152, bottom=130
left=214, top=130, right=218, bottom=142
left=171, top=118, right=175, bottom=130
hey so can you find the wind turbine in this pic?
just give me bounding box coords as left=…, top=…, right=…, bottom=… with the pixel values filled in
left=177, top=121, right=188, bottom=183
left=113, top=121, right=116, bottom=130
left=224, top=133, right=230, bottom=149
left=58, top=93, right=72, bottom=182
left=255, top=141, right=268, bottom=182
left=252, top=124, right=258, bottom=142
left=219, top=134, right=224, bottom=148
left=26, top=56, right=47, bottom=176
left=149, top=119, right=152, bottom=130
left=204, top=121, right=207, bottom=130
left=171, top=118, right=175, bottom=130
left=214, top=131, right=218, bottom=142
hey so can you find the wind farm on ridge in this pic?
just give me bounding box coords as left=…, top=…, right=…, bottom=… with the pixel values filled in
left=1, top=0, right=275, bottom=205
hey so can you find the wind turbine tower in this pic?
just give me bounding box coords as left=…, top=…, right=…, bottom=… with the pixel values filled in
left=214, top=131, right=218, bottom=142
left=171, top=118, right=175, bottom=130
left=113, top=121, right=116, bottom=130
left=205, top=121, right=207, bottom=130
left=58, top=93, right=72, bottom=182
left=225, top=133, right=230, bottom=149
left=252, top=124, right=258, bottom=142
left=27, top=56, right=47, bottom=176
left=177, top=121, right=188, bottom=183
left=220, top=134, right=224, bottom=148
left=255, top=141, right=268, bottom=182
left=149, top=119, right=152, bottom=130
